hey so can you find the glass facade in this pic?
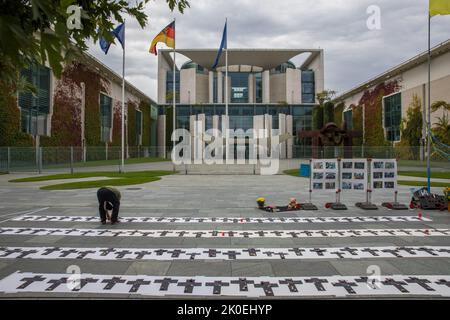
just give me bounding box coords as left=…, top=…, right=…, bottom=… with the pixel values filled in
left=99, top=94, right=112, bottom=143
left=230, top=72, right=249, bottom=103
left=383, top=93, right=401, bottom=141
left=301, top=70, right=315, bottom=104
left=255, top=72, right=263, bottom=103
left=343, top=110, right=353, bottom=130
left=19, top=64, right=51, bottom=136
left=166, top=71, right=180, bottom=103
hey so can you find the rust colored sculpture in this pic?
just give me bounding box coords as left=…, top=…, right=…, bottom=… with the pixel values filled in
left=298, top=122, right=362, bottom=158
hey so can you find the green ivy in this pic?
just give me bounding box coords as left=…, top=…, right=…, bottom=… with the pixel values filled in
left=334, top=102, right=344, bottom=127
left=140, top=101, right=151, bottom=146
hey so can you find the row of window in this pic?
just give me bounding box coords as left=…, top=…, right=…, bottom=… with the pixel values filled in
left=341, top=93, right=402, bottom=142
left=166, top=70, right=316, bottom=104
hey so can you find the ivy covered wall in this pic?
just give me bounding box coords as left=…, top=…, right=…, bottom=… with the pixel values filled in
left=359, top=81, right=400, bottom=147
left=0, top=82, right=34, bottom=147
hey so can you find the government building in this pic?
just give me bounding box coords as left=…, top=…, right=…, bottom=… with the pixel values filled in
left=156, top=48, right=324, bottom=158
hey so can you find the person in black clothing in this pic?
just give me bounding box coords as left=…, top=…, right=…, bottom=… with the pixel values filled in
left=97, top=187, right=121, bottom=225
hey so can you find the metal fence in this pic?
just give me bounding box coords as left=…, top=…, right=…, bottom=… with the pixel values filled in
left=0, top=146, right=166, bottom=173
left=0, top=145, right=448, bottom=173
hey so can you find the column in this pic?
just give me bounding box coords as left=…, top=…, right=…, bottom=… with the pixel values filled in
left=157, top=115, right=166, bottom=158
left=189, top=114, right=196, bottom=161
left=248, top=74, right=254, bottom=103
left=208, top=71, right=214, bottom=103
left=262, top=70, right=270, bottom=104
left=197, top=113, right=206, bottom=163
left=279, top=113, right=286, bottom=159
left=286, top=115, right=293, bottom=159
left=217, top=71, right=223, bottom=104
left=222, top=115, right=230, bottom=163
left=264, top=114, right=272, bottom=157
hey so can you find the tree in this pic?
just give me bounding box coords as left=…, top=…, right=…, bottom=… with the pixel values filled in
left=433, top=114, right=450, bottom=145
left=0, top=0, right=190, bottom=85
left=431, top=101, right=450, bottom=113
left=316, top=90, right=336, bottom=105
left=400, top=94, right=423, bottom=147
left=323, top=101, right=334, bottom=124
left=312, top=105, right=323, bottom=130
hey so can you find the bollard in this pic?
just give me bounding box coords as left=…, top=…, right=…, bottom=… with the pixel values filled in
left=7, top=147, right=11, bottom=173
left=70, top=147, right=74, bottom=174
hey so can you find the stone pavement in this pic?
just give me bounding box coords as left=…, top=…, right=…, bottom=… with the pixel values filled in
left=0, top=173, right=449, bottom=298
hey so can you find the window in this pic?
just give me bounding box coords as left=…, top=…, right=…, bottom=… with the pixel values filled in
left=343, top=110, right=353, bottom=130
left=301, top=70, right=315, bottom=104
left=384, top=93, right=401, bottom=141
left=166, top=71, right=180, bottom=103
left=100, top=94, right=112, bottom=143
left=18, top=64, right=51, bottom=135
left=213, top=74, right=218, bottom=103
left=255, top=73, right=263, bottom=103
left=230, top=72, right=249, bottom=103
left=135, top=110, right=142, bottom=145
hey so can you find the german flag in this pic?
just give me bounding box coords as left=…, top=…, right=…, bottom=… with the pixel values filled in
left=149, top=21, right=175, bottom=55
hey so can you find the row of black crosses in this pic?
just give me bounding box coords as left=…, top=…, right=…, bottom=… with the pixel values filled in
left=1, top=228, right=448, bottom=238
left=15, top=215, right=427, bottom=224
left=1, top=247, right=449, bottom=260
left=15, top=275, right=450, bottom=296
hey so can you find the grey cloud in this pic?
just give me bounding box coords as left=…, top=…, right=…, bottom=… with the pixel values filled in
left=87, top=0, right=450, bottom=100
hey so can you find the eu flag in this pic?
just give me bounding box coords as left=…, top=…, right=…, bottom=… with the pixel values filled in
left=212, top=22, right=227, bottom=69
left=99, top=23, right=125, bottom=54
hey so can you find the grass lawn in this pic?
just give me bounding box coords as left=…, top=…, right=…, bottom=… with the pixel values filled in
left=398, top=171, right=450, bottom=179
left=283, top=169, right=308, bottom=178
left=398, top=180, right=449, bottom=188
left=9, top=170, right=176, bottom=190
left=45, top=157, right=168, bottom=169
left=398, top=160, right=449, bottom=169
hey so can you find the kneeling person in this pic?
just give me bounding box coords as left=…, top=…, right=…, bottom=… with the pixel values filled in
left=97, top=187, right=121, bottom=225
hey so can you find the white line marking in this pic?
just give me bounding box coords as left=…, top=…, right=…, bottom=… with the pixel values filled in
left=0, top=246, right=449, bottom=261
left=0, top=227, right=448, bottom=238
left=1, top=272, right=449, bottom=297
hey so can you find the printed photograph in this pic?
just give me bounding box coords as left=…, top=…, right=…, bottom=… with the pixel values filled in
left=342, top=173, right=353, bottom=180
left=385, top=182, right=395, bottom=189
left=313, top=182, right=323, bottom=190
left=342, top=162, right=353, bottom=169
left=354, top=162, right=365, bottom=169
left=313, top=162, right=324, bottom=170
left=373, top=172, right=383, bottom=179
left=354, top=183, right=365, bottom=190
left=325, top=162, right=336, bottom=170
left=385, top=162, right=395, bottom=169
left=342, top=182, right=352, bottom=190
left=313, top=173, right=324, bottom=180
left=385, top=172, right=395, bottom=178
left=326, top=172, right=336, bottom=180
left=325, top=182, right=336, bottom=190
left=373, top=162, right=384, bottom=169
left=354, top=172, right=365, bottom=180
left=373, top=181, right=383, bottom=189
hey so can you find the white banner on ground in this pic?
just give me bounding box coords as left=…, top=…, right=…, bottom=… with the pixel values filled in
left=340, top=159, right=368, bottom=192
left=311, top=159, right=338, bottom=191
left=371, top=159, right=397, bottom=190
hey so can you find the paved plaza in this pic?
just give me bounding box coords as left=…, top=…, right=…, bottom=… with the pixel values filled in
left=0, top=171, right=449, bottom=298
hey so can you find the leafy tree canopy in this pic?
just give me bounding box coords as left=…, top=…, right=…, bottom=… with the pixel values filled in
left=0, top=0, right=190, bottom=85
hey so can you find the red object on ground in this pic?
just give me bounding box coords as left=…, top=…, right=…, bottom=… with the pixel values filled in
left=418, top=213, right=423, bottom=220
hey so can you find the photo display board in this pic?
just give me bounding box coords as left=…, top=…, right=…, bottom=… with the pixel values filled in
left=311, top=159, right=338, bottom=191
left=340, top=159, right=368, bottom=192
left=371, top=159, right=397, bottom=190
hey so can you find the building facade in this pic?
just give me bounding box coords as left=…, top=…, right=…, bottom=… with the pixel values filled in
left=334, top=39, right=450, bottom=157
left=156, top=48, right=325, bottom=158
left=0, top=52, right=158, bottom=158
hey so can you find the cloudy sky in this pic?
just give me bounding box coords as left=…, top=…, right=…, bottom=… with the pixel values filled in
left=87, top=0, right=450, bottom=100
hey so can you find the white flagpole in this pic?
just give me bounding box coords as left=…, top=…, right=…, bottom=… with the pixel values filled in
left=173, top=18, right=176, bottom=166
left=225, top=18, right=228, bottom=116
left=121, top=21, right=126, bottom=173
left=427, top=14, right=431, bottom=192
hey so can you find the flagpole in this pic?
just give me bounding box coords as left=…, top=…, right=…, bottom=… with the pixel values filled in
left=225, top=17, right=228, bottom=116
left=121, top=21, right=126, bottom=173
left=427, top=13, right=431, bottom=192
left=172, top=18, right=176, bottom=167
